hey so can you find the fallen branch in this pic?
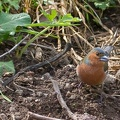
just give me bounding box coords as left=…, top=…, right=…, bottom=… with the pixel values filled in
left=51, top=80, right=78, bottom=120
left=26, top=111, right=63, bottom=120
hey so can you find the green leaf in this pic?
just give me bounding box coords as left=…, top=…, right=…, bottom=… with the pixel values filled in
left=0, top=12, right=31, bottom=34
left=4, top=0, right=20, bottom=10
left=0, top=2, right=3, bottom=11
left=94, top=2, right=109, bottom=10
left=27, top=14, right=81, bottom=27
left=0, top=61, right=15, bottom=76
left=60, top=14, right=82, bottom=22
left=88, top=0, right=116, bottom=10
left=41, top=9, right=57, bottom=21
left=0, top=91, right=12, bottom=102
left=41, top=10, right=49, bottom=20
left=49, top=9, right=57, bottom=21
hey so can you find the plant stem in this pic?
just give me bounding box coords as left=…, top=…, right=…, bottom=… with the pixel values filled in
left=19, top=26, right=51, bottom=57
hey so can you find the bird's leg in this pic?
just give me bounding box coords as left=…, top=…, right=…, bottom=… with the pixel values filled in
left=90, top=84, right=105, bottom=103
left=100, top=83, right=105, bottom=102
left=77, top=80, right=85, bottom=94
left=91, top=83, right=116, bottom=102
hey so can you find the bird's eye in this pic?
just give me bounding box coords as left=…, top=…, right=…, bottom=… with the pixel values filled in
left=96, top=52, right=100, bottom=56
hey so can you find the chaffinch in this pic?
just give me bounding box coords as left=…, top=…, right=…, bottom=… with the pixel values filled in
left=76, top=47, right=113, bottom=85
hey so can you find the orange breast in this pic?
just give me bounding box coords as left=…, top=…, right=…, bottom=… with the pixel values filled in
left=76, top=64, right=106, bottom=85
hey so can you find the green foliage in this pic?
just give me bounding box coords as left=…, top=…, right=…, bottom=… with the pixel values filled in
left=88, top=0, right=116, bottom=10
left=19, top=9, right=81, bottom=57
left=41, top=9, right=57, bottom=21
left=0, top=61, right=13, bottom=102
left=0, top=12, right=31, bottom=42
left=59, top=14, right=81, bottom=23
left=82, top=0, right=117, bottom=26
left=0, top=12, right=31, bottom=33
left=0, top=61, right=15, bottom=76
left=28, top=10, right=81, bottom=27
left=0, top=0, right=20, bottom=12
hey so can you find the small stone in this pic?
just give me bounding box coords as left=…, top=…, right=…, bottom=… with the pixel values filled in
left=59, top=82, right=65, bottom=89
left=44, top=93, right=48, bottom=97
left=71, top=83, right=76, bottom=86
left=9, top=106, right=16, bottom=112
left=64, top=83, right=71, bottom=89
left=36, top=92, right=43, bottom=97
left=35, top=99, right=40, bottom=102
left=26, top=97, right=33, bottom=102
left=31, top=92, right=36, bottom=97
left=66, top=91, right=71, bottom=97
left=69, top=94, right=76, bottom=99
left=15, top=89, right=23, bottom=95
left=14, top=112, right=22, bottom=120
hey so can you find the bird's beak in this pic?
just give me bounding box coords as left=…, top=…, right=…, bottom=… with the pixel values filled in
left=100, top=56, right=109, bottom=62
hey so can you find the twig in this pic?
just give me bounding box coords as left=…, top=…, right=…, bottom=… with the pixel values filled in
left=26, top=111, right=62, bottom=120
left=51, top=80, right=78, bottom=120
left=22, top=42, right=57, bottom=53
left=0, top=35, right=29, bottom=58
left=13, top=82, right=35, bottom=92
left=69, top=26, right=93, bottom=48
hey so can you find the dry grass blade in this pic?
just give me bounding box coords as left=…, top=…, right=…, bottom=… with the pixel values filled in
left=69, top=26, right=93, bottom=48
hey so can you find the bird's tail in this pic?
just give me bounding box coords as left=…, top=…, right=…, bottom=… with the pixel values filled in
left=102, top=28, right=118, bottom=56
left=102, top=46, right=114, bottom=56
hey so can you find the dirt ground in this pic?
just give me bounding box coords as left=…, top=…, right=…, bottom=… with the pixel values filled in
left=0, top=57, right=120, bottom=120
left=0, top=62, right=120, bottom=120
left=0, top=7, right=120, bottom=120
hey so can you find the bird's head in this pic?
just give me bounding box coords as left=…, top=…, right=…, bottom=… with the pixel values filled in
left=84, top=47, right=109, bottom=66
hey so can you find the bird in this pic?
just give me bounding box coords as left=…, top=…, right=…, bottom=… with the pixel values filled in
left=76, top=47, right=112, bottom=86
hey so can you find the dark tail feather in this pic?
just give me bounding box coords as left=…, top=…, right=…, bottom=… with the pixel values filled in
left=103, top=28, right=118, bottom=56
left=102, top=46, right=114, bottom=56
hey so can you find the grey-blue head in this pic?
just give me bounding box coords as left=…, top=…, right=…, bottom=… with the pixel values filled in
left=91, top=47, right=109, bottom=62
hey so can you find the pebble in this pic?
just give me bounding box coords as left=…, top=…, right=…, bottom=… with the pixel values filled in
left=71, top=83, right=76, bottom=86
left=36, top=91, right=43, bottom=97
left=66, top=91, right=71, bottom=97
left=15, top=89, right=23, bottom=95
left=14, top=112, right=22, bottom=120
left=26, top=97, right=33, bottom=102
left=64, top=83, right=71, bottom=89
left=44, top=93, right=48, bottom=97
left=9, top=106, right=16, bottom=112
left=69, top=94, right=76, bottom=99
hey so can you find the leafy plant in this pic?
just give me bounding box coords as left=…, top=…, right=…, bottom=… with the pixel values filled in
left=88, top=0, right=116, bottom=10
left=0, top=61, right=15, bottom=76
left=0, top=61, right=14, bottom=102
left=19, top=9, right=81, bottom=57
left=0, top=12, right=31, bottom=42
left=0, top=0, right=20, bottom=12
